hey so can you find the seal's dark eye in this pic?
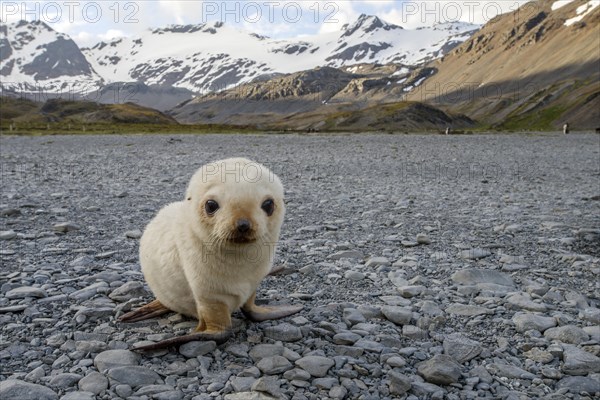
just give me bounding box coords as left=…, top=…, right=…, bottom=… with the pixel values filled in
left=261, top=199, right=275, bottom=216
left=205, top=200, right=219, bottom=215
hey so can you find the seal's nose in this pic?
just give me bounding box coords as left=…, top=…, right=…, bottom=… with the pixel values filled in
left=236, top=219, right=251, bottom=233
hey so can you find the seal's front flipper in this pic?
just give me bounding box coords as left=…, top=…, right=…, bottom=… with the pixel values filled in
left=132, top=330, right=232, bottom=351
left=119, top=299, right=170, bottom=323
left=242, top=292, right=303, bottom=322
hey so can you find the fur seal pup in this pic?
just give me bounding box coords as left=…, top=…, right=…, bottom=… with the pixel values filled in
left=119, top=158, right=303, bottom=350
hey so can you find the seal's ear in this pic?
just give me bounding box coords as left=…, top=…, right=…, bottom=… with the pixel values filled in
left=187, top=197, right=192, bottom=201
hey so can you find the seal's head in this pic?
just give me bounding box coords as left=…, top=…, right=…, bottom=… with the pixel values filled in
left=185, top=158, right=285, bottom=246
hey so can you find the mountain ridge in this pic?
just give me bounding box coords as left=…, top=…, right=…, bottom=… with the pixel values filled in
left=1, top=15, right=478, bottom=106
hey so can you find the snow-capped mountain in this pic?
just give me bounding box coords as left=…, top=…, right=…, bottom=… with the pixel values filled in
left=0, top=20, right=103, bottom=93
left=84, top=15, right=478, bottom=93
left=1, top=15, right=479, bottom=98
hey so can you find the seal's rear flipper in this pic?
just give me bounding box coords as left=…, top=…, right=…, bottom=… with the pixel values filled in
left=242, top=304, right=304, bottom=322
left=242, top=292, right=303, bottom=322
left=119, top=299, right=170, bottom=323
left=132, top=330, right=232, bottom=351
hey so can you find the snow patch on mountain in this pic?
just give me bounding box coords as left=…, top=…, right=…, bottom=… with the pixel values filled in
left=552, top=0, right=576, bottom=11
left=565, top=0, right=600, bottom=25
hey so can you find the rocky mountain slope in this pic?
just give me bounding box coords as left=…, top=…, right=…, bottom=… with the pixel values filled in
left=170, top=65, right=474, bottom=131
left=405, top=0, right=600, bottom=130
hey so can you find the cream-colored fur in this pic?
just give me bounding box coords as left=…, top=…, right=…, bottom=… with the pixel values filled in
left=139, top=158, right=285, bottom=320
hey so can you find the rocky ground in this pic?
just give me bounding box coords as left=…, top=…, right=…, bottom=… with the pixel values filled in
left=0, top=132, right=599, bottom=400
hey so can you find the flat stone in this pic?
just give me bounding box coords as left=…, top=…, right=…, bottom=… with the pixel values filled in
left=78, top=372, right=108, bottom=394
left=486, top=363, right=537, bottom=380
left=75, top=340, right=107, bottom=353
left=388, top=371, right=412, bottom=396
left=0, top=305, right=28, bottom=313
left=445, top=303, right=491, bottom=316
left=224, top=393, right=276, bottom=400
left=417, top=355, right=462, bottom=385
left=69, top=282, right=108, bottom=301
left=381, top=306, right=412, bottom=325
left=251, top=376, right=281, bottom=397
left=328, top=250, right=364, bottom=260
left=451, top=268, right=513, bottom=286
left=556, top=376, right=600, bottom=394
left=459, top=248, right=492, bottom=260
left=544, top=325, right=590, bottom=345
left=506, top=293, right=548, bottom=312
left=580, top=308, right=600, bottom=324
left=230, top=377, right=256, bottom=392
left=443, top=333, right=482, bottom=363
left=0, top=379, right=58, bottom=400
left=344, top=270, right=365, bottom=281
left=343, top=308, right=366, bottom=326
left=313, top=377, right=338, bottom=390
left=48, top=373, right=82, bottom=389
left=295, top=356, right=335, bottom=377
left=6, top=286, right=47, bottom=299
left=386, top=356, right=407, bottom=367
left=512, top=313, right=556, bottom=333
left=332, top=332, right=361, bottom=345
left=60, top=392, right=95, bottom=400
left=283, top=368, right=311, bottom=381
left=524, top=348, right=554, bottom=364
left=402, top=325, right=428, bottom=340
left=0, top=208, right=21, bottom=217
left=584, top=326, right=600, bottom=342
left=107, top=366, right=161, bottom=387
left=179, top=341, right=217, bottom=358
left=365, top=256, right=390, bottom=267
left=416, top=233, right=431, bottom=245
left=397, top=285, right=425, bottom=298
left=93, top=350, right=139, bottom=372
left=562, top=344, right=600, bottom=375
left=328, top=386, right=347, bottom=399
left=152, top=390, right=184, bottom=400
left=53, top=222, right=81, bottom=232
left=249, top=344, right=284, bottom=362
left=264, top=323, right=303, bottom=342
left=0, top=230, right=17, bottom=240
left=125, top=229, right=143, bottom=239
left=108, top=281, right=148, bottom=302
left=354, top=339, right=385, bottom=352
left=379, top=295, right=411, bottom=306
left=256, top=356, right=293, bottom=375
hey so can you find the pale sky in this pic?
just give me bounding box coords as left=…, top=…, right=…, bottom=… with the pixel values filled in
left=1, top=1, right=531, bottom=46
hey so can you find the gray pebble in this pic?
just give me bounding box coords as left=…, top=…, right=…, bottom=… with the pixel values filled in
left=179, top=341, right=217, bottom=358
left=78, top=371, right=108, bottom=394
left=443, top=333, right=482, bottom=363
left=0, top=379, right=58, bottom=400
left=107, top=366, right=161, bottom=387
left=93, top=349, right=139, bottom=372
left=6, top=286, right=47, bottom=299
left=295, top=356, right=335, bottom=377
left=264, top=323, right=303, bottom=342
left=256, top=355, right=293, bottom=374
left=417, top=355, right=462, bottom=385
left=0, top=230, right=17, bottom=240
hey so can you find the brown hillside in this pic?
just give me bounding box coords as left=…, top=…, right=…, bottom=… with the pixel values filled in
left=407, top=0, right=600, bottom=130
